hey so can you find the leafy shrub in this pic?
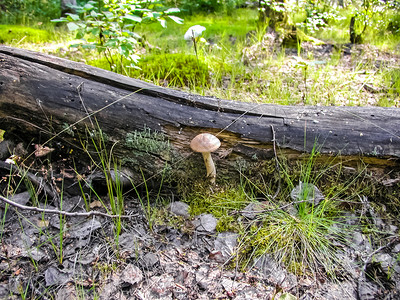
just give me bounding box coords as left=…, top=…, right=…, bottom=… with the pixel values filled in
left=163, top=0, right=246, bottom=15
left=52, top=0, right=182, bottom=71
left=132, top=53, right=210, bottom=87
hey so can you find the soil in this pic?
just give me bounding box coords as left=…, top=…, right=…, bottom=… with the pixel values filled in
left=0, top=138, right=400, bottom=300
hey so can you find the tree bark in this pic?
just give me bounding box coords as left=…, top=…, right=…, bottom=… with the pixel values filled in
left=60, top=0, right=77, bottom=16
left=0, top=46, right=399, bottom=183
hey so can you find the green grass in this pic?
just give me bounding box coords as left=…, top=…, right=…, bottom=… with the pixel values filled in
left=0, top=25, right=53, bottom=44
left=245, top=200, right=345, bottom=277
left=135, top=8, right=258, bottom=51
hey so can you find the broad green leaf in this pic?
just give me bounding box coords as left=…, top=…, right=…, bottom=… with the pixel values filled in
left=123, top=15, right=142, bottom=23
left=169, top=15, right=183, bottom=24
left=83, top=3, right=94, bottom=10
left=165, top=8, right=180, bottom=14
left=129, top=54, right=140, bottom=63
left=126, top=37, right=138, bottom=44
left=131, top=32, right=141, bottom=39
left=51, top=18, right=67, bottom=23
left=103, top=11, right=114, bottom=20
left=89, top=20, right=106, bottom=27
left=158, top=19, right=166, bottom=28
left=76, top=31, right=85, bottom=39
left=90, top=10, right=100, bottom=18
left=66, top=13, right=80, bottom=21
left=67, top=22, right=80, bottom=31
left=105, top=39, right=118, bottom=47
left=81, top=44, right=97, bottom=50
left=91, top=27, right=100, bottom=36
left=151, top=12, right=162, bottom=19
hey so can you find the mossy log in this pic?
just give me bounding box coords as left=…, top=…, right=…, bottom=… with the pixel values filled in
left=0, top=46, right=399, bottom=184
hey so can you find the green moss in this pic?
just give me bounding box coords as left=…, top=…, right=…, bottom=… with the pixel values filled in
left=90, top=53, right=209, bottom=88
left=185, top=185, right=251, bottom=217
left=134, top=53, right=210, bottom=88
left=0, top=25, right=52, bottom=44
left=124, top=127, right=170, bottom=155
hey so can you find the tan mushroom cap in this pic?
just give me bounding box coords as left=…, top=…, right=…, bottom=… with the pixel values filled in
left=190, top=133, right=221, bottom=153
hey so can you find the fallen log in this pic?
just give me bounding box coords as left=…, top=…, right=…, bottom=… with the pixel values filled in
left=0, top=46, right=399, bottom=184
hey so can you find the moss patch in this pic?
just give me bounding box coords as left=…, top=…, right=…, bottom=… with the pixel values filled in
left=134, top=53, right=210, bottom=87
left=0, top=25, right=52, bottom=44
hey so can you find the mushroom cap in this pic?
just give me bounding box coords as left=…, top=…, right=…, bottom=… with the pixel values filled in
left=190, top=133, right=221, bottom=153
left=184, top=25, right=206, bottom=40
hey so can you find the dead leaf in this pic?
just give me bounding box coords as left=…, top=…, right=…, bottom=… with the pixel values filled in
left=37, top=220, right=50, bottom=228
left=90, top=200, right=103, bottom=209
left=34, top=144, right=55, bottom=157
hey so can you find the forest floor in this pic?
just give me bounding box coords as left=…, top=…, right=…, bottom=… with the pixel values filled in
left=0, top=33, right=400, bottom=299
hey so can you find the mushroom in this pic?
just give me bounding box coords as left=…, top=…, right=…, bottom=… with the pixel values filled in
left=190, top=133, right=221, bottom=184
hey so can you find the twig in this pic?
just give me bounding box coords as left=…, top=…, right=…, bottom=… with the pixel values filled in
left=0, top=195, right=131, bottom=219
left=0, top=161, right=57, bottom=200
left=76, top=82, right=94, bottom=128
left=270, top=124, right=281, bottom=199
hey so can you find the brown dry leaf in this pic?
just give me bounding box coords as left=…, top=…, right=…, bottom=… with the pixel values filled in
left=60, top=169, right=75, bottom=179
left=90, top=200, right=103, bottom=209
left=37, top=219, right=50, bottom=228
left=34, top=144, right=55, bottom=157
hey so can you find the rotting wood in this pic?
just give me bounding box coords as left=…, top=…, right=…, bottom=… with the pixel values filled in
left=0, top=45, right=399, bottom=183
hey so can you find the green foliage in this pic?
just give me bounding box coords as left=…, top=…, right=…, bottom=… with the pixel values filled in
left=52, top=0, right=183, bottom=71
left=163, top=0, right=246, bottom=15
left=131, top=53, right=210, bottom=88
left=349, top=0, right=400, bottom=43
left=297, top=1, right=344, bottom=34
left=0, top=0, right=60, bottom=25
left=0, top=25, right=52, bottom=44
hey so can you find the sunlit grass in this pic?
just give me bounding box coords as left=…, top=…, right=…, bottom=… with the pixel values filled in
left=135, top=8, right=258, bottom=51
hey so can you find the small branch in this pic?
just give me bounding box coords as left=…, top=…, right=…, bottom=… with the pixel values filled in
left=0, top=195, right=131, bottom=219
left=270, top=124, right=281, bottom=199
left=0, top=161, right=57, bottom=200
left=77, top=82, right=94, bottom=128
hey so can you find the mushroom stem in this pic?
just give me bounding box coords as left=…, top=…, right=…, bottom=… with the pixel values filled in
left=201, top=152, right=216, bottom=184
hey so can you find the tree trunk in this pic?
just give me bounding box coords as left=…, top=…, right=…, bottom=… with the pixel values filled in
left=0, top=46, right=399, bottom=183
left=350, top=16, right=363, bottom=44
left=60, top=0, right=77, bottom=16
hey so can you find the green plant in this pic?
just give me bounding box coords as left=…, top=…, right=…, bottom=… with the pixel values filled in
left=349, top=0, right=399, bottom=43
left=84, top=127, right=125, bottom=248
left=124, top=53, right=210, bottom=88
left=247, top=199, right=343, bottom=276
left=52, top=0, right=183, bottom=72
left=165, top=0, right=245, bottom=15
left=233, top=142, right=354, bottom=278
left=291, top=56, right=325, bottom=104
left=131, top=167, right=166, bottom=232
